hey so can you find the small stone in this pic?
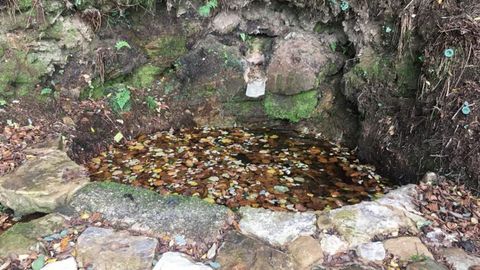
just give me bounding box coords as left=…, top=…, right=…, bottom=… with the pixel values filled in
left=273, top=185, right=289, bottom=193
left=293, top=177, right=305, bottom=183
left=41, top=257, right=77, bottom=270
left=439, top=248, right=480, bottom=270
left=288, top=236, right=324, bottom=268
left=383, top=237, right=433, bottom=261
left=239, top=207, right=316, bottom=246
left=212, top=12, right=241, bottom=34
left=421, top=172, right=438, bottom=184
left=320, top=234, right=349, bottom=255
left=153, top=252, right=212, bottom=270
left=208, top=176, right=219, bottom=182
left=207, top=243, right=217, bottom=260
left=406, top=259, right=448, bottom=270
left=76, top=227, right=158, bottom=270
left=356, top=242, right=386, bottom=262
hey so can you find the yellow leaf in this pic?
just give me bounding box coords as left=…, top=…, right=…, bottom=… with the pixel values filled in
left=80, top=212, right=90, bottom=220
left=188, top=181, right=198, bottom=186
left=203, top=197, right=215, bottom=204
left=129, top=143, right=145, bottom=151
left=132, top=165, right=144, bottom=172
left=221, top=138, right=233, bottom=144
left=91, top=158, right=101, bottom=164
left=153, top=168, right=163, bottom=173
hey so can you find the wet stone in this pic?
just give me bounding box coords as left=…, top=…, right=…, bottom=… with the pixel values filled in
left=383, top=237, right=433, bottom=261
left=67, top=182, right=234, bottom=251
left=0, top=147, right=90, bottom=215
left=76, top=227, right=158, bottom=270
left=239, top=207, right=316, bottom=246
left=216, top=231, right=294, bottom=270
left=153, top=252, right=212, bottom=270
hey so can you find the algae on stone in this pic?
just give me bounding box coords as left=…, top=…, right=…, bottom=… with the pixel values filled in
left=264, top=90, right=318, bottom=123
left=145, top=35, right=187, bottom=68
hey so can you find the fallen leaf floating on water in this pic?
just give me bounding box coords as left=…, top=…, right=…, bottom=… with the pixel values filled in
left=88, top=127, right=391, bottom=211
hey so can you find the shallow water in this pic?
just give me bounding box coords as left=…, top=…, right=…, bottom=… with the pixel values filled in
left=87, top=128, right=391, bottom=211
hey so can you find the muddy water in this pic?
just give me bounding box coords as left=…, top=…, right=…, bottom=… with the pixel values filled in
left=87, top=128, right=391, bottom=211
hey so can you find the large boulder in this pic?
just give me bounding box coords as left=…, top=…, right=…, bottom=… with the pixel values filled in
left=0, top=214, right=66, bottom=257
left=0, top=147, right=90, bottom=215
left=67, top=182, right=234, bottom=252
left=266, top=32, right=345, bottom=96
left=76, top=227, right=158, bottom=270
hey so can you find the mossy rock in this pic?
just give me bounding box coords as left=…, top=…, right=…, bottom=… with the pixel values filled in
left=0, top=214, right=65, bottom=257
left=145, top=35, right=187, bottom=69
left=264, top=90, right=318, bottom=123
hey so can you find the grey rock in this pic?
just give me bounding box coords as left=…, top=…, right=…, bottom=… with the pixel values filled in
left=439, top=248, right=480, bottom=270
left=216, top=231, right=294, bottom=270
left=153, top=252, right=212, bottom=270
left=356, top=242, right=386, bottom=262
left=266, top=31, right=345, bottom=95
left=406, top=259, right=448, bottom=270
left=41, top=257, right=77, bottom=270
left=212, top=12, right=241, bottom=34
left=76, top=227, right=158, bottom=270
left=320, top=234, right=349, bottom=255
left=67, top=182, right=234, bottom=252
left=376, top=185, right=426, bottom=226
left=0, top=214, right=66, bottom=257
left=0, top=147, right=90, bottom=215
left=239, top=207, right=316, bottom=246
left=317, top=201, right=418, bottom=250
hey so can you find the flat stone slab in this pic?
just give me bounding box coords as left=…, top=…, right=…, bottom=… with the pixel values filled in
left=406, top=259, right=448, bottom=270
left=356, top=242, right=386, bottom=262
left=216, top=231, right=294, bottom=270
left=153, top=252, right=212, bottom=270
left=238, top=207, right=316, bottom=246
left=76, top=227, right=158, bottom=270
left=0, top=214, right=65, bottom=257
left=67, top=182, right=234, bottom=250
left=0, top=147, right=89, bottom=215
left=288, top=236, right=324, bottom=268
left=317, top=201, right=418, bottom=250
left=439, top=248, right=480, bottom=270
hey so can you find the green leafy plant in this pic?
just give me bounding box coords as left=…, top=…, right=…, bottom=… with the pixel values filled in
left=146, top=96, right=157, bottom=110
left=115, top=40, right=132, bottom=50
left=0, top=99, right=6, bottom=106
left=329, top=42, right=337, bottom=52
left=410, top=254, right=428, bottom=262
left=240, top=33, right=248, bottom=42
left=111, top=87, right=131, bottom=112
left=198, top=0, right=218, bottom=17
left=41, top=88, right=53, bottom=95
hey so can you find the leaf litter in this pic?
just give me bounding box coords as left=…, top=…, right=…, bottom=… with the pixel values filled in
left=87, top=127, right=391, bottom=211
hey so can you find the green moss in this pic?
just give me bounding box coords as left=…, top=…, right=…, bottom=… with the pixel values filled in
left=145, top=36, right=187, bottom=68
left=131, top=64, right=162, bottom=88
left=395, top=55, right=421, bottom=97
left=0, top=50, right=49, bottom=98
left=18, top=0, right=33, bottom=11
left=264, top=90, right=318, bottom=123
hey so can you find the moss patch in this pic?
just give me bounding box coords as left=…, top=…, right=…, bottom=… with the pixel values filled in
left=264, top=90, right=318, bottom=123
left=131, top=64, right=162, bottom=88
left=145, top=35, right=187, bottom=68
